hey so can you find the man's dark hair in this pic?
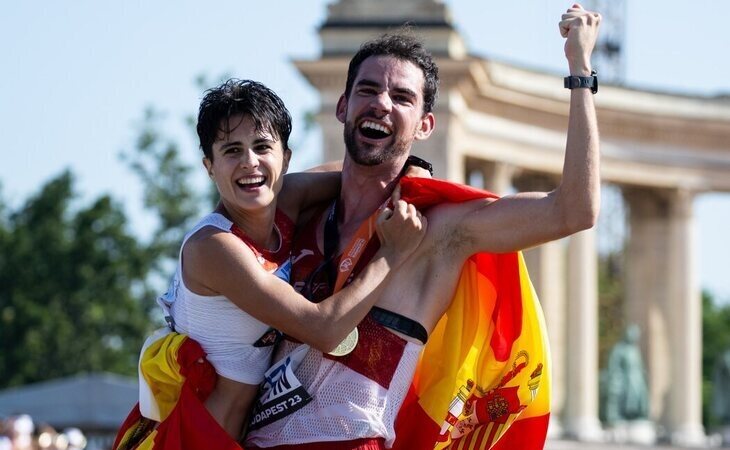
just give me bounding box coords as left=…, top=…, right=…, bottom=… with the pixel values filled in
left=345, top=33, right=439, bottom=114
left=196, top=79, right=292, bottom=159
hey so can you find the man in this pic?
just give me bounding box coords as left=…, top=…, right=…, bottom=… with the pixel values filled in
left=246, top=4, right=601, bottom=449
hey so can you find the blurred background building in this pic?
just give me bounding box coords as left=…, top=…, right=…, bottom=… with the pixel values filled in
left=0, top=373, right=136, bottom=450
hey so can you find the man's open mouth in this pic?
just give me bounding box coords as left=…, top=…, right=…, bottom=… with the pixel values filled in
left=236, top=175, right=266, bottom=189
left=359, top=120, right=392, bottom=140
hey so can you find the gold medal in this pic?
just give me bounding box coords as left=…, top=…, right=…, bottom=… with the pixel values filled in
left=327, top=327, right=358, bottom=356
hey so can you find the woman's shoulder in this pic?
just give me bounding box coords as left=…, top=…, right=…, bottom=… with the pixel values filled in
left=182, top=215, right=252, bottom=264
left=192, top=212, right=234, bottom=233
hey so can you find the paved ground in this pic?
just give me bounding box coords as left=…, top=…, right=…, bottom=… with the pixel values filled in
left=545, top=439, right=719, bottom=450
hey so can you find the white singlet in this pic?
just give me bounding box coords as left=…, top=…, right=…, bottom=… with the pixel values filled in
left=157, top=212, right=293, bottom=385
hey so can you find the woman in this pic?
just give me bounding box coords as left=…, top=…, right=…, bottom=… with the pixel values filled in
left=147, top=79, right=426, bottom=440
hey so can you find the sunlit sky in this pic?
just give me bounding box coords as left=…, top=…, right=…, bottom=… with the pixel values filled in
left=2, top=1, right=728, bottom=300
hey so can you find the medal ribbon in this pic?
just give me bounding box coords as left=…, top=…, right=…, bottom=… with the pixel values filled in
left=323, top=198, right=388, bottom=294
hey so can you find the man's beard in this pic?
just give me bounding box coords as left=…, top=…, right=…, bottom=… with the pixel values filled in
left=343, top=119, right=412, bottom=166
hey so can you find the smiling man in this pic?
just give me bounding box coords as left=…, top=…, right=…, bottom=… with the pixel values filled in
left=246, top=4, right=602, bottom=449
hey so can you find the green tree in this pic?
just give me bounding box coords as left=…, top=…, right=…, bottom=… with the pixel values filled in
left=0, top=104, right=204, bottom=388
left=598, top=251, right=625, bottom=369
left=121, top=106, right=203, bottom=262
left=702, top=291, right=730, bottom=429
left=0, top=172, right=155, bottom=387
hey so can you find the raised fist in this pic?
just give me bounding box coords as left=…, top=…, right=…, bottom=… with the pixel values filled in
left=559, top=3, right=601, bottom=75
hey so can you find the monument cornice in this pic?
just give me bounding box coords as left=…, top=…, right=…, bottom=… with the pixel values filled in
left=439, top=58, right=730, bottom=191
left=448, top=58, right=730, bottom=149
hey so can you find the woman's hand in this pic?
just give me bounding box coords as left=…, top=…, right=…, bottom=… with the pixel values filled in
left=376, top=184, right=427, bottom=267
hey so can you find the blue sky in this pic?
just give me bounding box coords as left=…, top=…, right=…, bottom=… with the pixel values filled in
left=1, top=1, right=728, bottom=300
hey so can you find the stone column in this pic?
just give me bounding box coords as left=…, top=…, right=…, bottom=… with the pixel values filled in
left=318, top=111, right=346, bottom=162
left=564, top=228, right=603, bottom=441
left=481, top=160, right=515, bottom=195
left=623, top=188, right=672, bottom=423
left=623, top=187, right=705, bottom=445
left=667, top=189, right=705, bottom=447
left=464, top=159, right=515, bottom=195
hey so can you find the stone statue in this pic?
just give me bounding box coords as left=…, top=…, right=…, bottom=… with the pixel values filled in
left=713, top=348, right=730, bottom=425
left=602, top=324, right=650, bottom=425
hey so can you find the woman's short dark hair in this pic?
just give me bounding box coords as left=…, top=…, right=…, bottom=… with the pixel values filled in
left=196, top=79, right=292, bottom=159
left=344, top=33, right=439, bottom=115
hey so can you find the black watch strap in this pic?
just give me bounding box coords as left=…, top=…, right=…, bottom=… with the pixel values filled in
left=402, top=155, right=434, bottom=176
left=564, top=70, right=598, bottom=94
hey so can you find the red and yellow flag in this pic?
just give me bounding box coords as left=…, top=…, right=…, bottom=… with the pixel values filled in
left=393, top=177, right=551, bottom=450
left=113, top=332, right=241, bottom=450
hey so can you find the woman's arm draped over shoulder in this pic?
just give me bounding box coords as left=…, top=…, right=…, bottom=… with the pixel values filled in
left=277, top=161, right=343, bottom=222
left=183, top=191, right=426, bottom=353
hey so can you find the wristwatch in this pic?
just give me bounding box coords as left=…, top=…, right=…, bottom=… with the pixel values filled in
left=564, top=70, right=598, bottom=94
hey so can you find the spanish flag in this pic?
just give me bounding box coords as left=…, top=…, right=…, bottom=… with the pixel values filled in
left=394, top=177, right=551, bottom=450
left=113, top=331, right=241, bottom=450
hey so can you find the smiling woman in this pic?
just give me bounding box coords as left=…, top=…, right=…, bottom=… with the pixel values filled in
left=203, top=114, right=290, bottom=226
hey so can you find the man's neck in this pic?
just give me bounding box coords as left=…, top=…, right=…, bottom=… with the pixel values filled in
left=338, top=156, right=405, bottom=229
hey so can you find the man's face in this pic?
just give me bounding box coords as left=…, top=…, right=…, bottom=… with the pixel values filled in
left=337, top=55, right=434, bottom=167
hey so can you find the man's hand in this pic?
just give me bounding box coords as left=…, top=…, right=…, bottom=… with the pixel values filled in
left=376, top=184, right=427, bottom=268
left=559, top=3, right=601, bottom=76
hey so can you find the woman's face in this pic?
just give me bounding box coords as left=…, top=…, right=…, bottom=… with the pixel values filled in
left=204, top=114, right=290, bottom=214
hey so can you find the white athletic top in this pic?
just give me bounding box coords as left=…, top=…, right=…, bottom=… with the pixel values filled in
left=245, top=209, right=424, bottom=448
left=245, top=317, right=423, bottom=448
left=157, top=212, right=293, bottom=385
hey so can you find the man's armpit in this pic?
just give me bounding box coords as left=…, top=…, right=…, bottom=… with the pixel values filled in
left=435, top=226, right=477, bottom=259
left=424, top=209, right=474, bottom=260
left=427, top=201, right=490, bottom=259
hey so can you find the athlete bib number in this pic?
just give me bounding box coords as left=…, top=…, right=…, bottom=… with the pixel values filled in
left=248, top=344, right=312, bottom=431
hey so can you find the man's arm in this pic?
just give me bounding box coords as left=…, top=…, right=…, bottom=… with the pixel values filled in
left=433, top=3, right=601, bottom=255
left=559, top=3, right=601, bottom=231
